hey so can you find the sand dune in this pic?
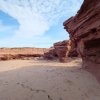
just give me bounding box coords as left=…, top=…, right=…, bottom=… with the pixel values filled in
left=0, top=59, right=100, bottom=100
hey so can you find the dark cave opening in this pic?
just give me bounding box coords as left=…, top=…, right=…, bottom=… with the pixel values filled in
left=85, top=38, right=100, bottom=49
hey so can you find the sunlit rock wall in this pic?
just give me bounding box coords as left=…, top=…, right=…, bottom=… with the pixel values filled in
left=64, top=0, right=100, bottom=82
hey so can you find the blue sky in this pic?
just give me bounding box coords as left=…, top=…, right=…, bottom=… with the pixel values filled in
left=0, top=0, right=83, bottom=48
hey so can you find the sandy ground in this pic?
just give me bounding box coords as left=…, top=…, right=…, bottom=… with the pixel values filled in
left=0, top=59, right=100, bottom=100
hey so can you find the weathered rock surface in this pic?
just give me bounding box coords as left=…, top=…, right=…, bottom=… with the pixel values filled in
left=0, top=48, right=48, bottom=60
left=43, top=47, right=57, bottom=60
left=44, top=40, right=78, bottom=62
left=54, top=40, right=70, bottom=62
left=64, top=0, right=100, bottom=82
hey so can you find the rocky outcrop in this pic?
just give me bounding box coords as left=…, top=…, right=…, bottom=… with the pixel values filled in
left=0, top=48, right=48, bottom=60
left=43, top=47, right=58, bottom=60
left=54, top=40, right=70, bottom=62
left=64, top=0, right=100, bottom=82
left=44, top=40, right=78, bottom=62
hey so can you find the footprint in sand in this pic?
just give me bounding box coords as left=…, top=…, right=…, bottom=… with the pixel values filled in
left=48, top=95, right=53, bottom=100
left=64, top=79, right=74, bottom=85
left=16, top=82, right=46, bottom=93
left=4, top=81, right=9, bottom=85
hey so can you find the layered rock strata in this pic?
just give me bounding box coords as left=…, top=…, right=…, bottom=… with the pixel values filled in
left=54, top=40, right=70, bottom=62
left=64, top=0, right=100, bottom=82
left=44, top=40, right=78, bottom=62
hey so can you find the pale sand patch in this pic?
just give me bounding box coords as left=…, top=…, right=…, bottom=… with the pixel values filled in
left=0, top=59, right=100, bottom=100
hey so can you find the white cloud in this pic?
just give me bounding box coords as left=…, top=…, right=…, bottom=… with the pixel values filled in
left=0, top=0, right=49, bottom=39
left=0, top=0, right=83, bottom=47
left=0, top=0, right=83, bottom=39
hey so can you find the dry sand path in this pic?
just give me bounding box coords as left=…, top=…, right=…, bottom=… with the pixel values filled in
left=0, top=59, right=100, bottom=100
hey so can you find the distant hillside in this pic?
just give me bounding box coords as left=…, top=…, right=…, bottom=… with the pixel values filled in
left=0, top=48, right=49, bottom=60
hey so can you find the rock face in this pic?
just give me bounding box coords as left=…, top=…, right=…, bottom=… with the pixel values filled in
left=43, top=47, right=58, bottom=60
left=54, top=40, right=70, bottom=62
left=64, top=0, right=100, bottom=82
left=44, top=40, right=78, bottom=62
left=0, top=48, right=48, bottom=60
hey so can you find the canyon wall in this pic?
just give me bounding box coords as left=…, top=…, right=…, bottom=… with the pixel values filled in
left=64, top=0, right=100, bottom=82
left=0, top=48, right=48, bottom=60
left=44, top=40, right=78, bottom=62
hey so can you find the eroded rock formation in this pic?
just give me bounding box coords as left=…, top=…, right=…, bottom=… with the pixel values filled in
left=54, top=40, right=70, bottom=62
left=43, top=47, right=57, bottom=60
left=64, top=0, right=100, bottom=82
left=44, top=40, right=78, bottom=62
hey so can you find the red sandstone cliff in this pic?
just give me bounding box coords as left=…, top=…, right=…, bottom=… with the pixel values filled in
left=54, top=40, right=71, bottom=62
left=64, top=0, right=100, bottom=82
left=44, top=40, right=78, bottom=62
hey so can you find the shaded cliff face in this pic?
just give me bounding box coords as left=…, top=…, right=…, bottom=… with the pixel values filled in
left=43, top=47, right=58, bottom=60
left=64, top=0, right=100, bottom=82
left=44, top=40, right=78, bottom=62
left=0, top=48, right=48, bottom=60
